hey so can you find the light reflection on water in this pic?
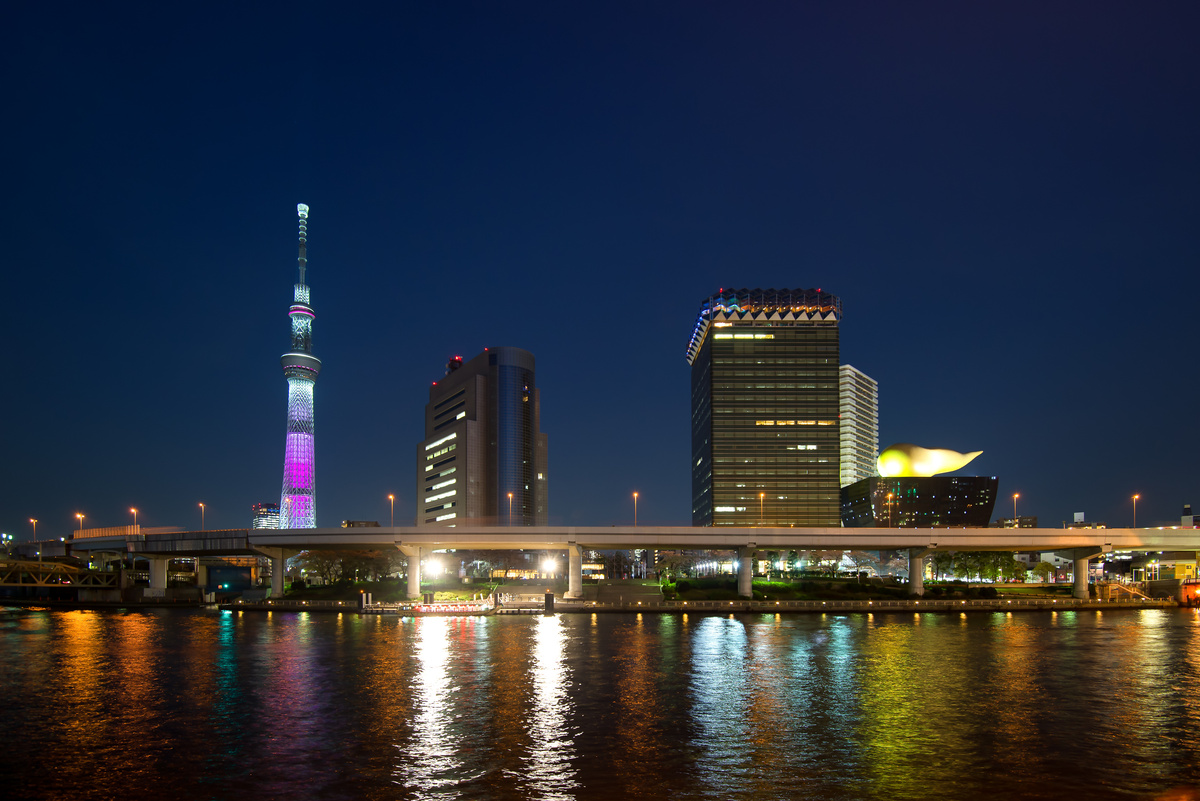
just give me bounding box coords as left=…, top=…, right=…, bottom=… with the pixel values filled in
left=524, top=614, right=578, bottom=800
left=3, top=607, right=1200, bottom=800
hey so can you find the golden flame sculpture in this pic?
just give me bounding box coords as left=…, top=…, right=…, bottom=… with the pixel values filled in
left=877, top=443, right=982, bottom=477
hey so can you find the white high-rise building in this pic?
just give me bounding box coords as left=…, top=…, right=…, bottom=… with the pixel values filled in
left=839, top=364, right=878, bottom=488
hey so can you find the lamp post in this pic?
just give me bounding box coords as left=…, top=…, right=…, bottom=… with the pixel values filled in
left=388, top=494, right=394, bottom=528
left=508, top=492, right=513, bottom=526
left=759, top=492, right=765, bottom=525
left=76, top=513, right=84, bottom=538
left=633, top=492, right=638, bottom=527
left=1013, top=493, right=1020, bottom=524
left=887, top=493, right=894, bottom=527
left=1132, top=494, right=1139, bottom=528
left=130, top=508, right=138, bottom=532
left=199, top=503, right=205, bottom=531
left=30, top=518, right=38, bottom=541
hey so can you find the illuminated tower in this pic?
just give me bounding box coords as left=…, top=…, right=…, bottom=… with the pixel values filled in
left=278, top=203, right=320, bottom=528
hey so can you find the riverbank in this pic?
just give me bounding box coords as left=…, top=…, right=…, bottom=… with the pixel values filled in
left=217, top=595, right=1178, bottom=615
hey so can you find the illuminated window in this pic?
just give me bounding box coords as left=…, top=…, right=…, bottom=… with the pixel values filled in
left=424, top=432, right=457, bottom=451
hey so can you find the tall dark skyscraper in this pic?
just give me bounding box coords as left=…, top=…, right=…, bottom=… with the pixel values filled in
left=687, top=288, right=841, bottom=527
left=416, top=347, right=549, bottom=527
left=279, top=204, right=320, bottom=528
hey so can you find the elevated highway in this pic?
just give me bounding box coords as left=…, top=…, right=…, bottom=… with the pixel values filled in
left=65, top=524, right=1200, bottom=601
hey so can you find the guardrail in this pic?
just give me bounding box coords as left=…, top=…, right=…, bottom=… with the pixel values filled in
left=566, top=597, right=1176, bottom=611
left=226, top=599, right=359, bottom=610
left=220, top=596, right=1178, bottom=614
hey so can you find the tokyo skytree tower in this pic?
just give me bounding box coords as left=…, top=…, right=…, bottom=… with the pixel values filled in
left=279, top=203, right=320, bottom=528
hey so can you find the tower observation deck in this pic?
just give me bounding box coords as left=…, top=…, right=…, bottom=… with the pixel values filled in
left=279, top=203, right=320, bottom=528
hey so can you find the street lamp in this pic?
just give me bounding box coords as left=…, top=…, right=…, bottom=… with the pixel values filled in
left=76, top=513, right=84, bottom=538
left=508, top=492, right=513, bottom=525
left=1013, top=493, right=1020, bottom=524
left=130, top=508, right=138, bottom=531
left=1132, top=494, right=1140, bottom=528
left=199, top=503, right=205, bottom=531
left=30, top=518, right=38, bottom=540
left=633, top=492, right=638, bottom=527
left=388, top=494, right=394, bottom=528
left=759, top=492, right=765, bottom=525
left=886, top=493, right=894, bottom=527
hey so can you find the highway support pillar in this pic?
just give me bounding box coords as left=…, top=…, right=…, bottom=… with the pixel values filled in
left=1057, top=547, right=1106, bottom=600
left=252, top=547, right=294, bottom=598
left=908, top=548, right=933, bottom=596
left=148, top=557, right=168, bottom=591
left=565, top=545, right=583, bottom=599
left=399, top=545, right=421, bottom=598
left=738, top=546, right=755, bottom=599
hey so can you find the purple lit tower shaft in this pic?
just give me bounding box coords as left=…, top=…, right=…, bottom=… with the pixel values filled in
left=279, top=203, right=320, bottom=528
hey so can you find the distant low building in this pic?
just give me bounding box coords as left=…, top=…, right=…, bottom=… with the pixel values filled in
left=991, top=516, right=1038, bottom=528
left=1063, top=512, right=1106, bottom=529
left=841, top=475, right=998, bottom=528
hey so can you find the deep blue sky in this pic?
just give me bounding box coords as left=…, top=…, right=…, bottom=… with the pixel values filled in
left=4, top=2, right=1198, bottom=538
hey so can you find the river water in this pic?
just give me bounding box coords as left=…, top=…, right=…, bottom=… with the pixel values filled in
left=2, top=606, right=1200, bottom=801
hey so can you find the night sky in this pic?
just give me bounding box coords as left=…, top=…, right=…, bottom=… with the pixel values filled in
left=4, top=3, right=1198, bottom=539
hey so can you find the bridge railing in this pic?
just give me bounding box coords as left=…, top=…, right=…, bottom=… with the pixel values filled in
left=563, top=597, right=1174, bottom=611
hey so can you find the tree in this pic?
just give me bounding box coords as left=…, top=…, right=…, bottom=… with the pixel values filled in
left=998, top=556, right=1028, bottom=582
left=294, top=550, right=343, bottom=584
left=1032, top=561, right=1056, bottom=582
left=930, top=551, right=955, bottom=580
left=808, top=550, right=843, bottom=576
left=845, top=550, right=881, bottom=582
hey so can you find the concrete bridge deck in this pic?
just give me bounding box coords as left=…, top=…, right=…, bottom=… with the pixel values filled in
left=61, top=524, right=1200, bottom=603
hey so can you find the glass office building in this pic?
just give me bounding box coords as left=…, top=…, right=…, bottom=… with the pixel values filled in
left=840, top=476, right=999, bottom=528
left=416, top=347, right=548, bottom=527
left=687, top=288, right=842, bottom=527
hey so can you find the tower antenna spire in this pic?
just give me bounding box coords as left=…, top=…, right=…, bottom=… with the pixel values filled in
left=296, top=203, right=309, bottom=285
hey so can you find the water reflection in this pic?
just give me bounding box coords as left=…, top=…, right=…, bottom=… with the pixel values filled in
left=523, top=614, right=578, bottom=800
left=394, top=616, right=469, bottom=798
left=6, top=608, right=1200, bottom=801
left=691, top=616, right=754, bottom=792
